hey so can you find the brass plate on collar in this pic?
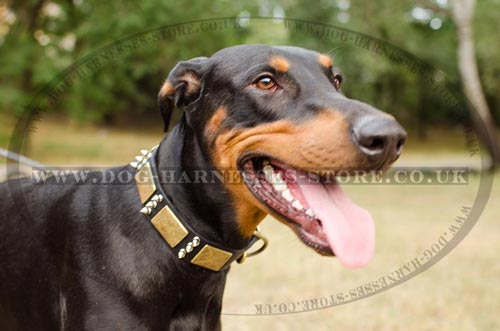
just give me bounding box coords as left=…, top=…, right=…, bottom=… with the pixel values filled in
left=151, top=206, right=188, bottom=248
left=190, top=245, right=233, bottom=272
left=135, top=162, right=156, bottom=204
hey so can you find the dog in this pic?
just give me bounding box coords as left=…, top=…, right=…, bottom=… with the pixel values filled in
left=0, top=44, right=406, bottom=330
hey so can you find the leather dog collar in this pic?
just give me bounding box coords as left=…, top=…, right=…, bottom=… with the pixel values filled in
left=130, top=145, right=267, bottom=272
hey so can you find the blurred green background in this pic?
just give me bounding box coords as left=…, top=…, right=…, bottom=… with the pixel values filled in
left=1, top=1, right=499, bottom=330
left=1, top=0, right=499, bottom=165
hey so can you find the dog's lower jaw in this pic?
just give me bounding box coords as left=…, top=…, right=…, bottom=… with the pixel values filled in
left=233, top=195, right=268, bottom=238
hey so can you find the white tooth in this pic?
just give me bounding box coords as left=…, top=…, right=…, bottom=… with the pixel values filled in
left=292, top=200, right=304, bottom=210
left=274, top=172, right=285, bottom=183
left=263, top=165, right=274, bottom=182
left=263, top=165, right=274, bottom=174
left=271, top=172, right=287, bottom=188
left=270, top=173, right=279, bottom=185
left=282, top=189, right=293, bottom=202
left=305, top=209, right=315, bottom=217
left=273, top=182, right=287, bottom=191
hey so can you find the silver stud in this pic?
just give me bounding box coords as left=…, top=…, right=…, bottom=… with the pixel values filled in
left=178, top=249, right=186, bottom=259
left=140, top=149, right=149, bottom=156
left=192, top=236, right=200, bottom=247
left=130, top=161, right=139, bottom=168
left=140, top=207, right=152, bottom=215
left=151, top=194, right=162, bottom=203
left=145, top=201, right=157, bottom=209
left=135, top=156, right=144, bottom=162
left=186, top=242, right=193, bottom=253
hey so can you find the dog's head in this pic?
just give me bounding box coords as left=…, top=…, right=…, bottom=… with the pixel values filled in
left=158, top=45, right=406, bottom=268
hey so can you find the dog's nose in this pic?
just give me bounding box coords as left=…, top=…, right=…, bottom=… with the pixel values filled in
left=352, top=115, right=407, bottom=164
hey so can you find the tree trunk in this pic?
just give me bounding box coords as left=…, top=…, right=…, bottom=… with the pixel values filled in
left=452, top=0, right=500, bottom=168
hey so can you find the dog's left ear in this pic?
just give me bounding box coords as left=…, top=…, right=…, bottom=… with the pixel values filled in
left=158, top=57, right=209, bottom=132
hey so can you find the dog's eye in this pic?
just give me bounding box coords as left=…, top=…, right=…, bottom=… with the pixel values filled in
left=333, top=74, right=342, bottom=90
left=255, top=75, right=277, bottom=91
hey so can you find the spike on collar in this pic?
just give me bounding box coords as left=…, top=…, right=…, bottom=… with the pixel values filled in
left=131, top=145, right=264, bottom=272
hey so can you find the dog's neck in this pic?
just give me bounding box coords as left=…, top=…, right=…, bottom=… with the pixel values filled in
left=156, top=119, right=250, bottom=250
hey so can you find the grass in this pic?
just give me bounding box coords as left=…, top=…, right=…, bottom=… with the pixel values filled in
left=0, top=115, right=163, bottom=166
left=1, top=116, right=499, bottom=330
left=222, top=173, right=499, bottom=330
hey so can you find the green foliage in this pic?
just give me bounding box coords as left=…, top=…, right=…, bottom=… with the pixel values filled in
left=0, top=0, right=498, bottom=129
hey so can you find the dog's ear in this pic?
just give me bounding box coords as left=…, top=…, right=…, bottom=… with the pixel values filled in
left=158, top=57, right=209, bottom=132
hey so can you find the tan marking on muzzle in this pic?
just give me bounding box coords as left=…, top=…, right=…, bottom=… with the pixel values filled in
left=211, top=111, right=365, bottom=237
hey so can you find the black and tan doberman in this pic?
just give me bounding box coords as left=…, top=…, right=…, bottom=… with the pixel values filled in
left=0, top=44, right=406, bottom=330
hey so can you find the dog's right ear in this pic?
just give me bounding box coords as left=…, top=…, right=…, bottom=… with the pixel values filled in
left=158, top=57, right=208, bottom=132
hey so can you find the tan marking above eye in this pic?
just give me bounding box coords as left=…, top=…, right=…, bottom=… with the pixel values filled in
left=269, top=56, right=290, bottom=73
left=318, top=54, right=333, bottom=68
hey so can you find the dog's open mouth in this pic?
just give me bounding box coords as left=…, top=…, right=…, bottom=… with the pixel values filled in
left=240, top=156, right=375, bottom=268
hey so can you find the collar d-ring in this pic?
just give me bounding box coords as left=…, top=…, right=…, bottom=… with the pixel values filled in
left=237, top=227, right=269, bottom=264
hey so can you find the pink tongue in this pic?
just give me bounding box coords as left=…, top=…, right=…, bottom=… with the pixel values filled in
left=300, top=181, right=375, bottom=268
